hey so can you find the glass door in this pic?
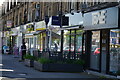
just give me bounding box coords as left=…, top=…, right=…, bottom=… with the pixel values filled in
left=90, top=31, right=101, bottom=71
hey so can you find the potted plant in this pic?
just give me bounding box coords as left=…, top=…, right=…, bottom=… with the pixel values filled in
left=34, top=57, right=85, bottom=72
left=24, top=54, right=36, bottom=67
left=34, top=58, right=53, bottom=71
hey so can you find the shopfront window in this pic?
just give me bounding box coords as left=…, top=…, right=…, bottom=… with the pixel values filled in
left=63, top=29, right=84, bottom=60
left=34, top=36, right=37, bottom=49
left=76, top=30, right=84, bottom=56
left=25, top=38, right=29, bottom=50
left=63, top=30, right=70, bottom=59
left=109, top=29, right=120, bottom=74
left=50, top=30, right=61, bottom=52
left=37, top=33, right=46, bottom=51
left=30, top=38, right=34, bottom=48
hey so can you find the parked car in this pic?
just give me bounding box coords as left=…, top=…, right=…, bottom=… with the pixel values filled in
left=64, top=46, right=85, bottom=55
left=63, top=46, right=74, bottom=52
left=51, top=46, right=60, bottom=52
left=94, top=48, right=100, bottom=55
left=91, top=45, right=98, bottom=52
left=77, top=46, right=85, bottom=54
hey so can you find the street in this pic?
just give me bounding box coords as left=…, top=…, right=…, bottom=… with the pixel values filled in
left=0, top=54, right=99, bottom=80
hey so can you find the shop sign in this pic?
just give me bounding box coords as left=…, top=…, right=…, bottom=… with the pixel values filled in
left=52, top=16, right=69, bottom=26
left=52, top=16, right=60, bottom=26
left=62, top=16, right=69, bottom=26
left=11, top=27, right=19, bottom=36
left=26, top=23, right=34, bottom=32
left=92, top=10, right=106, bottom=25
left=5, top=31, right=10, bottom=37
left=83, top=7, right=119, bottom=30
left=7, top=21, right=12, bottom=28
left=35, top=21, right=46, bottom=31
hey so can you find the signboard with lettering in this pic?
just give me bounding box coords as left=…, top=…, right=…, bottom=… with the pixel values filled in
left=35, top=21, right=46, bottom=31
left=7, top=21, right=12, bottom=28
left=26, top=23, right=34, bottom=32
left=52, top=16, right=60, bottom=25
left=83, top=7, right=119, bottom=30
left=52, top=16, right=69, bottom=26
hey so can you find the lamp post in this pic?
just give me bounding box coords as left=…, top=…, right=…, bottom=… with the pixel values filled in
left=59, top=2, right=63, bottom=56
left=20, top=23, right=25, bottom=44
left=45, top=16, right=49, bottom=52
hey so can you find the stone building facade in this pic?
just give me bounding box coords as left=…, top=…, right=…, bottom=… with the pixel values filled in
left=1, top=0, right=120, bottom=76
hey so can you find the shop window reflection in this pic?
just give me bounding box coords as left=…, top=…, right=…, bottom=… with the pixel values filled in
left=109, top=29, right=120, bottom=74
left=63, top=29, right=84, bottom=60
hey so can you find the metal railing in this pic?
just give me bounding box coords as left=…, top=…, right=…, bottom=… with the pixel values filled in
left=32, top=50, right=83, bottom=61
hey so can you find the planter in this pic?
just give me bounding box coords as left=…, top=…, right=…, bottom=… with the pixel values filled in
left=34, top=61, right=83, bottom=72
left=24, top=59, right=34, bottom=67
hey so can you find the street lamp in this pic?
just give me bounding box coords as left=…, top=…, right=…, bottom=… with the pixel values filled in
left=45, top=16, right=49, bottom=52
left=59, top=2, right=63, bottom=55
left=20, top=23, right=25, bottom=44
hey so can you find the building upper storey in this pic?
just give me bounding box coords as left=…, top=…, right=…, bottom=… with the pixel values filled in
left=0, top=0, right=119, bottom=29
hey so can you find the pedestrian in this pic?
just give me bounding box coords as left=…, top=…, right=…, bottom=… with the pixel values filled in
left=21, top=42, right=26, bottom=61
left=54, top=43, right=58, bottom=52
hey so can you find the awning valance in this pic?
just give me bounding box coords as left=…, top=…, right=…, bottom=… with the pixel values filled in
left=25, top=33, right=34, bottom=38
left=33, top=30, right=46, bottom=35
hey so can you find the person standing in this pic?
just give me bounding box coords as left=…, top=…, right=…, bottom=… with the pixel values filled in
left=21, top=42, right=26, bottom=60
left=54, top=43, right=58, bottom=52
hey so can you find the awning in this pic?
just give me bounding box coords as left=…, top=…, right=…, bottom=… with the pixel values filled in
left=25, top=33, right=34, bottom=38
left=10, top=33, right=17, bottom=36
left=61, top=25, right=84, bottom=30
left=26, top=22, right=34, bottom=26
left=33, top=30, right=46, bottom=35
left=36, top=28, right=46, bottom=31
left=51, top=32, right=60, bottom=39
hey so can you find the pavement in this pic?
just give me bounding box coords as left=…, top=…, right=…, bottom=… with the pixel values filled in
left=0, top=54, right=99, bottom=80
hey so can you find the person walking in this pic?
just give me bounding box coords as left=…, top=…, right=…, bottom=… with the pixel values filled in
left=21, top=42, right=26, bottom=60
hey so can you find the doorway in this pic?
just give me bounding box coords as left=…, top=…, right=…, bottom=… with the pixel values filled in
left=90, top=31, right=101, bottom=71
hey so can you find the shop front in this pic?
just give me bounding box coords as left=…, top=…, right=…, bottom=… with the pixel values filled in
left=63, top=29, right=84, bottom=60
left=83, top=6, right=120, bottom=75
left=11, top=27, right=20, bottom=54
left=43, top=12, right=84, bottom=59
left=35, top=20, right=46, bottom=51
left=24, top=22, right=37, bottom=56
left=61, top=12, right=84, bottom=60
